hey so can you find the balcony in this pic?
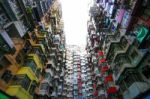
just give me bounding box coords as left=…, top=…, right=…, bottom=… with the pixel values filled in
left=56, top=66, right=60, bottom=72
left=17, top=67, right=39, bottom=82
left=37, top=39, right=50, bottom=55
left=114, top=47, right=147, bottom=81
left=45, top=68, right=54, bottom=78
left=51, top=91, right=57, bottom=97
left=28, top=41, right=47, bottom=64
left=106, top=36, right=130, bottom=62
left=129, top=47, right=148, bottom=66
left=97, top=80, right=103, bottom=86
left=53, top=34, right=60, bottom=45
left=113, top=55, right=131, bottom=81
left=6, top=74, right=34, bottom=99
left=6, top=85, right=33, bottom=99
left=47, top=59, right=55, bottom=69
left=50, top=15, right=57, bottom=29
left=22, top=59, right=39, bottom=81
left=49, top=48, right=58, bottom=64
left=54, top=73, right=59, bottom=79
left=34, top=30, right=46, bottom=39
left=58, top=85, right=63, bottom=95
left=28, top=54, right=44, bottom=69
left=112, top=36, right=132, bottom=63
left=28, top=39, right=45, bottom=54
left=66, top=93, right=73, bottom=98
left=105, top=28, right=126, bottom=45
left=98, top=89, right=105, bottom=96
left=123, top=82, right=150, bottom=99
left=39, top=81, right=52, bottom=97
left=1, top=0, right=28, bottom=25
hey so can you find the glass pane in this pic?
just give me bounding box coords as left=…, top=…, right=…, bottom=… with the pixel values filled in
left=24, top=59, right=37, bottom=72
left=12, top=75, right=31, bottom=90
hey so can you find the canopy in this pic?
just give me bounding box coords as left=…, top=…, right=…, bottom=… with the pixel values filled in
left=99, top=58, right=106, bottom=63
left=146, top=19, right=150, bottom=27
left=98, top=51, right=104, bottom=56
left=93, top=91, right=98, bottom=96
left=104, top=74, right=113, bottom=83
left=101, top=66, right=109, bottom=73
left=93, top=83, right=97, bottom=89
left=107, top=87, right=117, bottom=94
left=137, top=26, right=149, bottom=43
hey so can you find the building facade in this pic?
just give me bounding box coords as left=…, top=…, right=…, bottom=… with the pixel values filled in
left=86, top=0, right=150, bottom=99
left=64, top=45, right=93, bottom=99
left=0, top=0, right=66, bottom=99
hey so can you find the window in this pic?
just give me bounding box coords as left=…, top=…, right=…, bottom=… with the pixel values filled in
left=24, top=59, right=37, bottom=72
left=16, top=51, right=25, bottom=65
left=29, top=81, right=37, bottom=95
left=31, top=33, right=37, bottom=41
left=0, top=57, right=11, bottom=69
left=33, top=48, right=45, bottom=63
left=119, top=81, right=126, bottom=93
left=35, top=68, right=41, bottom=78
left=23, top=41, right=31, bottom=54
left=44, top=72, right=51, bottom=80
left=1, top=70, right=13, bottom=83
left=40, top=83, right=49, bottom=90
left=12, top=75, right=31, bottom=90
left=142, top=65, right=150, bottom=79
left=47, top=64, right=52, bottom=68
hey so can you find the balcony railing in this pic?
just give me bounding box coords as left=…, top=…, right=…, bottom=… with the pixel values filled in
left=39, top=82, right=51, bottom=97
left=17, top=67, right=39, bottom=82
left=27, top=54, right=44, bottom=69
left=6, top=74, right=35, bottom=99
left=6, top=85, right=33, bottom=99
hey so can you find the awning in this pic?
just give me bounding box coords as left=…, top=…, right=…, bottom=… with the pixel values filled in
left=98, top=51, right=104, bottom=56
left=93, top=83, right=97, bottom=89
left=93, top=91, right=98, bottom=96
left=104, top=74, right=113, bottom=83
left=146, top=19, right=150, bottom=27
left=107, top=87, right=117, bottom=94
left=99, top=58, right=106, bottom=63
left=101, top=66, right=109, bottom=73
left=137, top=26, right=149, bottom=43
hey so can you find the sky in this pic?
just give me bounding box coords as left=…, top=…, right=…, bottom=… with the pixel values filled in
left=60, top=0, right=92, bottom=46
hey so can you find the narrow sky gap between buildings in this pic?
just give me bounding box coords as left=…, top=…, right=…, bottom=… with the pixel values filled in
left=60, top=0, right=92, bottom=46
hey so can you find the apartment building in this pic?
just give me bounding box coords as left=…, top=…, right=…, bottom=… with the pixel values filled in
left=86, top=0, right=150, bottom=99
left=0, top=0, right=66, bottom=99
